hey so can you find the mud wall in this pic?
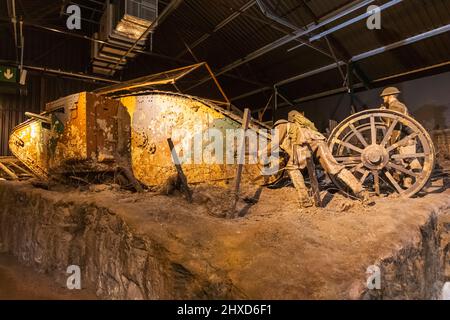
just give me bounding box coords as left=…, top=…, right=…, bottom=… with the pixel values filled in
left=121, top=92, right=263, bottom=187
left=0, top=181, right=448, bottom=300
left=362, top=211, right=450, bottom=299
left=432, top=129, right=450, bottom=160
left=0, top=182, right=239, bottom=299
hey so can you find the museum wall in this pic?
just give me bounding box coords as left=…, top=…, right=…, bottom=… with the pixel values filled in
left=277, top=71, right=450, bottom=133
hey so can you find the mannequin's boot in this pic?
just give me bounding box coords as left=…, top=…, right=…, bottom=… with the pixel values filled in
left=336, top=169, right=369, bottom=202
left=288, top=169, right=314, bottom=208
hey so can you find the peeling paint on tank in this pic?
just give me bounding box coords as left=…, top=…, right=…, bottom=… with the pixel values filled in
left=9, top=92, right=132, bottom=180
left=9, top=90, right=267, bottom=188
left=120, top=92, right=264, bottom=187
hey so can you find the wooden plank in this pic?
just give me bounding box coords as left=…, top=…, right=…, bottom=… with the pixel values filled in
left=0, top=162, right=19, bottom=180
left=372, top=170, right=380, bottom=195
left=259, top=93, right=274, bottom=122
left=391, top=153, right=426, bottom=159
left=380, top=119, right=399, bottom=147
left=306, top=154, right=322, bottom=207
left=334, top=139, right=364, bottom=154
left=0, top=156, right=18, bottom=163
left=231, top=108, right=251, bottom=216
left=349, top=123, right=368, bottom=147
left=384, top=171, right=403, bottom=194
left=167, top=138, right=193, bottom=203
left=370, top=116, right=377, bottom=145
left=7, top=161, right=32, bottom=175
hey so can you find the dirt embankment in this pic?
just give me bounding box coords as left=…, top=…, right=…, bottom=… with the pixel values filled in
left=0, top=181, right=448, bottom=299
left=0, top=253, right=96, bottom=300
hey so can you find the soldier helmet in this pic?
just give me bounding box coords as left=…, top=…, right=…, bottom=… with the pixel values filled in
left=380, top=87, right=401, bottom=97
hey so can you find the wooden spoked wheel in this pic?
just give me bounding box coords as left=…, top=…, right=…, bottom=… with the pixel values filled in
left=328, top=109, right=435, bottom=198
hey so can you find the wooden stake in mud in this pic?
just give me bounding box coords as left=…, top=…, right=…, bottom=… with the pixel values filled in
left=305, top=153, right=322, bottom=207
left=167, top=138, right=193, bottom=203
left=231, top=108, right=251, bottom=216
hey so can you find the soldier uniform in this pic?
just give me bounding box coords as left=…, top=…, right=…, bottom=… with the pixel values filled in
left=380, top=87, right=408, bottom=115
left=380, top=87, right=421, bottom=188
left=274, top=111, right=366, bottom=207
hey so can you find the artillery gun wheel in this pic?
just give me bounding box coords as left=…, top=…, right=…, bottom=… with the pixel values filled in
left=328, top=109, right=435, bottom=198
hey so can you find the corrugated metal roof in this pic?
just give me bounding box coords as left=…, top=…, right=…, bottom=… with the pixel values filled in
left=151, top=0, right=448, bottom=103
left=0, top=0, right=448, bottom=111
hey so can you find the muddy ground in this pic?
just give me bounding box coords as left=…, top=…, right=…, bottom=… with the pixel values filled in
left=1, top=173, right=449, bottom=299
left=0, top=253, right=96, bottom=300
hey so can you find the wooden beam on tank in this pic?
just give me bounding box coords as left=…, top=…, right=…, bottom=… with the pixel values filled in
left=231, top=108, right=251, bottom=217
left=0, top=161, right=19, bottom=180
left=167, top=138, right=193, bottom=203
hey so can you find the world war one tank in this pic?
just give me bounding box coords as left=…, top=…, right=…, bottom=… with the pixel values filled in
left=8, top=63, right=268, bottom=190
left=9, top=92, right=133, bottom=182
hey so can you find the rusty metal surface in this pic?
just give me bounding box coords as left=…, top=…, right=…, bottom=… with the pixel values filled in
left=7, top=63, right=270, bottom=188
left=8, top=88, right=266, bottom=188
left=328, top=109, right=435, bottom=198
left=115, top=14, right=153, bottom=41
left=120, top=91, right=264, bottom=187
left=9, top=118, right=51, bottom=179
left=9, top=92, right=131, bottom=180
left=95, top=63, right=231, bottom=107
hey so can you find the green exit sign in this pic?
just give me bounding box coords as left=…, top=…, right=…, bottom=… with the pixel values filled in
left=0, top=66, right=18, bottom=83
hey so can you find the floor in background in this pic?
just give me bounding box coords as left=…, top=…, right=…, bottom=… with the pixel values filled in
left=1, top=180, right=449, bottom=299
left=0, top=253, right=97, bottom=300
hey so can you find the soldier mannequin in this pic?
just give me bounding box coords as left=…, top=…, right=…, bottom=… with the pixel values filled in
left=379, top=87, right=408, bottom=142
left=274, top=111, right=368, bottom=207
left=379, top=87, right=420, bottom=188
left=380, top=87, right=408, bottom=115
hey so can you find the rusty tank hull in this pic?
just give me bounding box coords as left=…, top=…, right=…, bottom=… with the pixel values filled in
left=9, top=92, right=131, bottom=181
left=9, top=90, right=267, bottom=188
left=119, top=91, right=265, bottom=187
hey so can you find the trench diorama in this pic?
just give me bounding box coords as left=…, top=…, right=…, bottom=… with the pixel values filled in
left=5, top=63, right=436, bottom=212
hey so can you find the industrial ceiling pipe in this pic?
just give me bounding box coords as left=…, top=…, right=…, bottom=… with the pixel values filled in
left=187, top=0, right=383, bottom=92
left=109, top=0, right=184, bottom=75
left=255, top=0, right=336, bottom=60
left=280, top=23, right=450, bottom=88
left=232, top=23, right=450, bottom=102
left=176, top=0, right=257, bottom=59
left=0, top=18, right=267, bottom=89
left=309, top=0, right=403, bottom=42
left=2, top=20, right=193, bottom=65
left=19, top=19, right=24, bottom=73
left=277, top=60, right=450, bottom=109
left=23, top=65, right=120, bottom=84
left=351, top=24, right=450, bottom=62
left=215, top=0, right=380, bottom=78
left=250, top=59, right=450, bottom=113
left=7, top=0, right=18, bottom=61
